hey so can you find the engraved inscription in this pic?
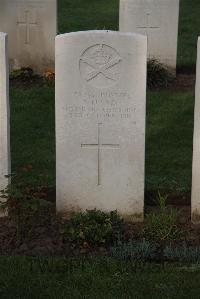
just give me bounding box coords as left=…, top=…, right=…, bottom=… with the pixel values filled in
left=9, top=0, right=44, bottom=5
left=66, top=90, right=136, bottom=122
left=66, top=105, right=136, bottom=120
left=17, top=10, right=38, bottom=45
left=81, top=123, right=120, bottom=186
left=79, top=44, right=121, bottom=88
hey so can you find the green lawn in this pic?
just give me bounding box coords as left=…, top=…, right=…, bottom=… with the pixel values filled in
left=10, top=87, right=55, bottom=187
left=58, top=0, right=119, bottom=33
left=178, top=0, right=200, bottom=69
left=146, top=92, right=194, bottom=193
left=58, top=0, right=200, bottom=69
left=0, top=256, right=200, bottom=298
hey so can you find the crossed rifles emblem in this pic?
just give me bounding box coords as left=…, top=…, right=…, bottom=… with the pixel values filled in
left=80, top=45, right=121, bottom=82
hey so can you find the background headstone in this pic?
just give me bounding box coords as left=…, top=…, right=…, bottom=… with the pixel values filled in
left=56, top=30, right=147, bottom=221
left=119, top=0, right=179, bottom=72
left=0, top=0, right=57, bottom=74
left=0, top=33, right=10, bottom=193
left=192, top=37, right=200, bottom=224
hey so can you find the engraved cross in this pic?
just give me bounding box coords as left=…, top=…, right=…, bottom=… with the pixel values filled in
left=137, top=11, right=159, bottom=38
left=81, top=123, right=120, bottom=186
left=17, top=10, right=37, bottom=45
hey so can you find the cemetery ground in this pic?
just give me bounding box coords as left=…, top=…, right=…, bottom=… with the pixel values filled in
left=1, top=0, right=200, bottom=297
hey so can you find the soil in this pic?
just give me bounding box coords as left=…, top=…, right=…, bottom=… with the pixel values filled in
left=10, top=72, right=195, bottom=92
left=150, top=73, right=196, bottom=92
left=146, top=191, right=191, bottom=206
left=168, top=73, right=195, bottom=92
left=0, top=188, right=198, bottom=258
left=10, top=76, right=44, bottom=89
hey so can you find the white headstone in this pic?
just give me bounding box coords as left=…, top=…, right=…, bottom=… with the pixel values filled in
left=192, top=37, right=200, bottom=224
left=0, top=0, right=57, bottom=74
left=119, top=0, right=179, bottom=71
left=0, top=33, right=10, bottom=193
left=56, top=30, right=147, bottom=221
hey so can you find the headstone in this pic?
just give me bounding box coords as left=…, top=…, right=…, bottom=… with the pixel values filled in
left=119, top=0, right=179, bottom=72
left=0, top=33, right=10, bottom=193
left=192, top=37, right=200, bottom=224
left=0, top=0, right=57, bottom=74
left=56, top=30, right=147, bottom=221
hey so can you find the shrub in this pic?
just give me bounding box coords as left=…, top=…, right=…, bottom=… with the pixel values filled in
left=110, top=239, right=156, bottom=262
left=43, top=70, right=55, bottom=86
left=64, top=209, right=124, bottom=248
left=164, top=244, right=200, bottom=264
left=147, top=59, right=174, bottom=89
left=0, top=169, right=52, bottom=241
left=143, top=192, right=181, bottom=242
left=10, top=67, right=39, bottom=82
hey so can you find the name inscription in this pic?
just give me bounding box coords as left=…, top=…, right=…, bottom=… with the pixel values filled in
left=65, top=90, right=136, bottom=122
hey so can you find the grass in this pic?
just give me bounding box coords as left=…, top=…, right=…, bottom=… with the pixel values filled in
left=146, top=92, right=194, bottom=193
left=58, top=0, right=119, bottom=33
left=177, top=0, right=200, bottom=69
left=58, top=0, right=200, bottom=69
left=1, top=256, right=200, bottom=298
left=10, top=87, right=55, bottom=187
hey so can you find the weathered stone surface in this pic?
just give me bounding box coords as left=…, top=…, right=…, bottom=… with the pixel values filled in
left=0, top=33, right=10, bottom=193
left=0, top=0, right=57, bottom=74
left=119, top=0, right=179, bottom=71
left=56, top=31, right=147, bottom=221
left=192, top=37, right=200, bottom=224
